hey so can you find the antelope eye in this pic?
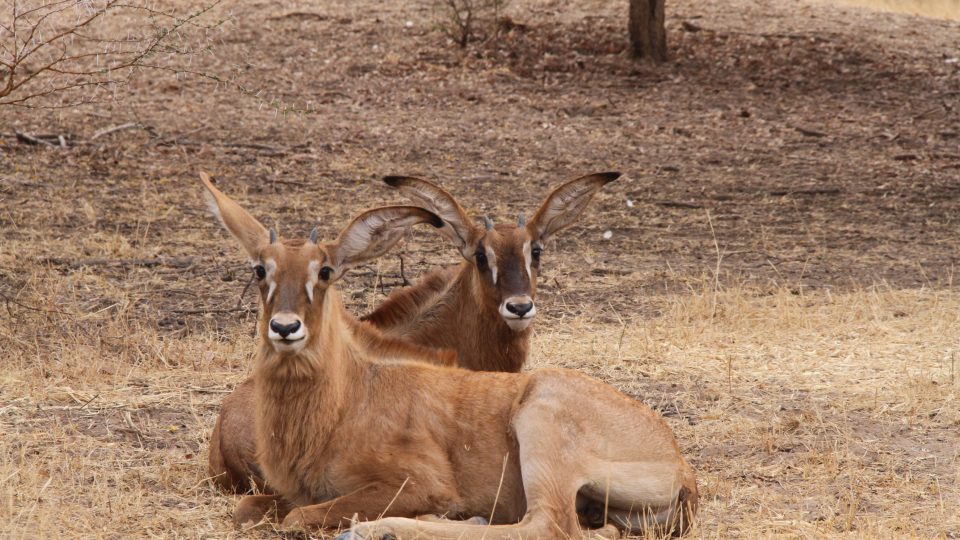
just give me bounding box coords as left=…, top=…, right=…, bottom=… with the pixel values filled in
left=254, top=265, right=266, bottom=280
left=474, top=250, right=488, bottom=269
left=531, top=246, right=542, bottom=260
left=319, top=266, right=332, bottom=281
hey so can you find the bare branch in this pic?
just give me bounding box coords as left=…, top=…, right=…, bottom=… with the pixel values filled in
left=0, top=0, right=227, bottom=107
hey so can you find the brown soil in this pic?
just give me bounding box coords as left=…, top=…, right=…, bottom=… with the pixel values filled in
left=3, top=0, right=959, bottom=324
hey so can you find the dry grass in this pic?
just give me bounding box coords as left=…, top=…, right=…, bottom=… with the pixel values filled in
left=2, top=270, right=958, bottom=537
left=535, top=284, right=960, bottom=538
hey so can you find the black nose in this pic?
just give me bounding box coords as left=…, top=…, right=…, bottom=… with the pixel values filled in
left=506, top=302, right=533, bottom=317
left=270, top=319, right=301, bottom=338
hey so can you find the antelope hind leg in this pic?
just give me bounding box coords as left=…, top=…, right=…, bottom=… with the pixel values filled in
left=335, top=513, right=617, bottom=540
left=414, top=514, right=489, bottom=525
left=281, top=482, right=454, bottom=531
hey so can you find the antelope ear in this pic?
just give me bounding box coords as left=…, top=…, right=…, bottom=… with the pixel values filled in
left=199, top=171, right=271, bottom=260
left=323, top=206, right=444, bottom=281
left=383, top=176, right=479, bottom=256
left=527, top=172, right=621, bottom=242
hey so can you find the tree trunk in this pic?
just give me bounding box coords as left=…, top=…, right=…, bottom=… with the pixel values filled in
left=629, top=0, right=667, bottom=62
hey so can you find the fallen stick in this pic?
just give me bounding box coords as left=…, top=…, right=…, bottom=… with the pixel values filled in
left=269, top=11, right=329, bottom=20
left=768, top=187, right=841, bottom=196
left=656, top=200, right=704, bottom=209
left=91, top=123, right=143, bottom=141
left=14, top=131, right=58, bottom=147
left=168, top=307, right=255, bottom=315
left=154, top=138, right=288, bottom=155
left=40, top=256, right=196, bottom=269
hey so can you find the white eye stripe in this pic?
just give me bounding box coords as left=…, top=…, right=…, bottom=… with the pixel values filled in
left=267, top=282, right=277, bottom=303
left=306, top=261, right=320, bottom=303
left=485, top=246, right=498, bottom=284
left=522, top=240, right=532, bottom=281
left=260, top=259, right=278, bottom=303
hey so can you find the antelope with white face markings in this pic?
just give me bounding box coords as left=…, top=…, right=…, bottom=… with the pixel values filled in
left=199, top=173, right=698, bottom=539
left=203, top=173, right=456, bottom=493
left=209, top=172, right=622, bottom=493
left=364, top=172, right=621, bottom=372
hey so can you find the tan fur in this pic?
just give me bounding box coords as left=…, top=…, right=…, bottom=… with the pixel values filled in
left=208, top=322, right=456, bottom=492
left=209, top=173, right=619, bottom=491
left=199, top=176, right=698, bottom=538
left=362, top=255, right=530, bottom=373
left=365, top=173, right=622, bottom=373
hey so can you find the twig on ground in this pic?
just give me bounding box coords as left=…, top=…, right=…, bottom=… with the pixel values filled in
left=656, top=200, right=704, bottom=209
left=14, top=131, right=58, bottom=147
left=154, top=138, right=288, bottom=156
left=399, top=255, right=411, bottom=287
left=236, top=273, right=255, bottom=310
left=152, top=125, right=208, bottom=146
left=40, top=257, right=196, bottom=269
left=168, top=307, right=255, bottom=315
left=0, top=291, right=68, bottom=315
left=91, top=123, right=146, bottom=141
left=268, top=12, right=329, bottom=21
left=768, top=187, right=842, bottom=196
left=793, top=125, right=828, bottom=137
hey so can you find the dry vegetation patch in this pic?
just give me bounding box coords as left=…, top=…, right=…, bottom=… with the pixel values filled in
left=539, top=285, right=960, bottom=537
left=2, top=283, right=958, bottom=537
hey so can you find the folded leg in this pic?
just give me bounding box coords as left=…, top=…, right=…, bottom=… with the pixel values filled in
left=281, top=482, right=457, bottom=531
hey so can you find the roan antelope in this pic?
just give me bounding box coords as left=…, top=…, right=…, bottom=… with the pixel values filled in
left=200, top=173, right=699, bottom=538
left=209, top=172, right=621, bottom=492
left=205, top=175, right=457, bottom=493
left=364, top=172, right=621, bottom=373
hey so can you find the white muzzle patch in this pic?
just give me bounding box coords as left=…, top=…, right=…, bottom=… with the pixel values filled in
left=268, top=313, right=307, bottom=352
left=499, top=300, right=536, bottom=331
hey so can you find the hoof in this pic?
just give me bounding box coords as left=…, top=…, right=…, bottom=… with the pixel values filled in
left=464, top=516, right=489, bottom=525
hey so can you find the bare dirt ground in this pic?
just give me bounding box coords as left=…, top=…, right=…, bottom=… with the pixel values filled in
left=1, top=0, right=958, bottom=538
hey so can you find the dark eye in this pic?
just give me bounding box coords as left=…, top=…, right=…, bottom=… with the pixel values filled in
left=474, top=249, right=488, bottom=270
left=531, top=246, right=542, bottom=261
left=319, top=266, right=332, bottom=281
left=254, top=265, right=266, bottom=280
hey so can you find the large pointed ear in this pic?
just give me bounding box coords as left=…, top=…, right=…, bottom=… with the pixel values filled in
left=527, top=172, right=621, bottom=242
left=323, top=206, right=443, bottom=281
left=383, top=176, right=478, bottom=256
left=199, top=171, right=271, bottom=260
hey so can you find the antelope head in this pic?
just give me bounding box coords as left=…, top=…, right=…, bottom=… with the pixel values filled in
left=383, top=172, right=621, bottom=332
left=200, top=172, right=443, bottom=355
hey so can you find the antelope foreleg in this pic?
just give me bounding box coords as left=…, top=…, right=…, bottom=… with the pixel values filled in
left=234, top=494, right=293, bottom=527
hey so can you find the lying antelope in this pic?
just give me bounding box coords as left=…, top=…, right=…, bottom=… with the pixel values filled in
left=364, top=172, right=621, bottom=372
left=201, top=173, right=699, bottom=538
left=209, top=172, right=620, bottom=492
left=204, top=177, right=457, bottom=493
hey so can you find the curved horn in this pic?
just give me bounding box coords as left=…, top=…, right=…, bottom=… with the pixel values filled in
left=517, top=213, right=526, bottom=227
left=269, top=228, right=278, bottom=244
left=483, top=216, right=494, bottom=231
left=309, top=227, right=319, bottom=244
